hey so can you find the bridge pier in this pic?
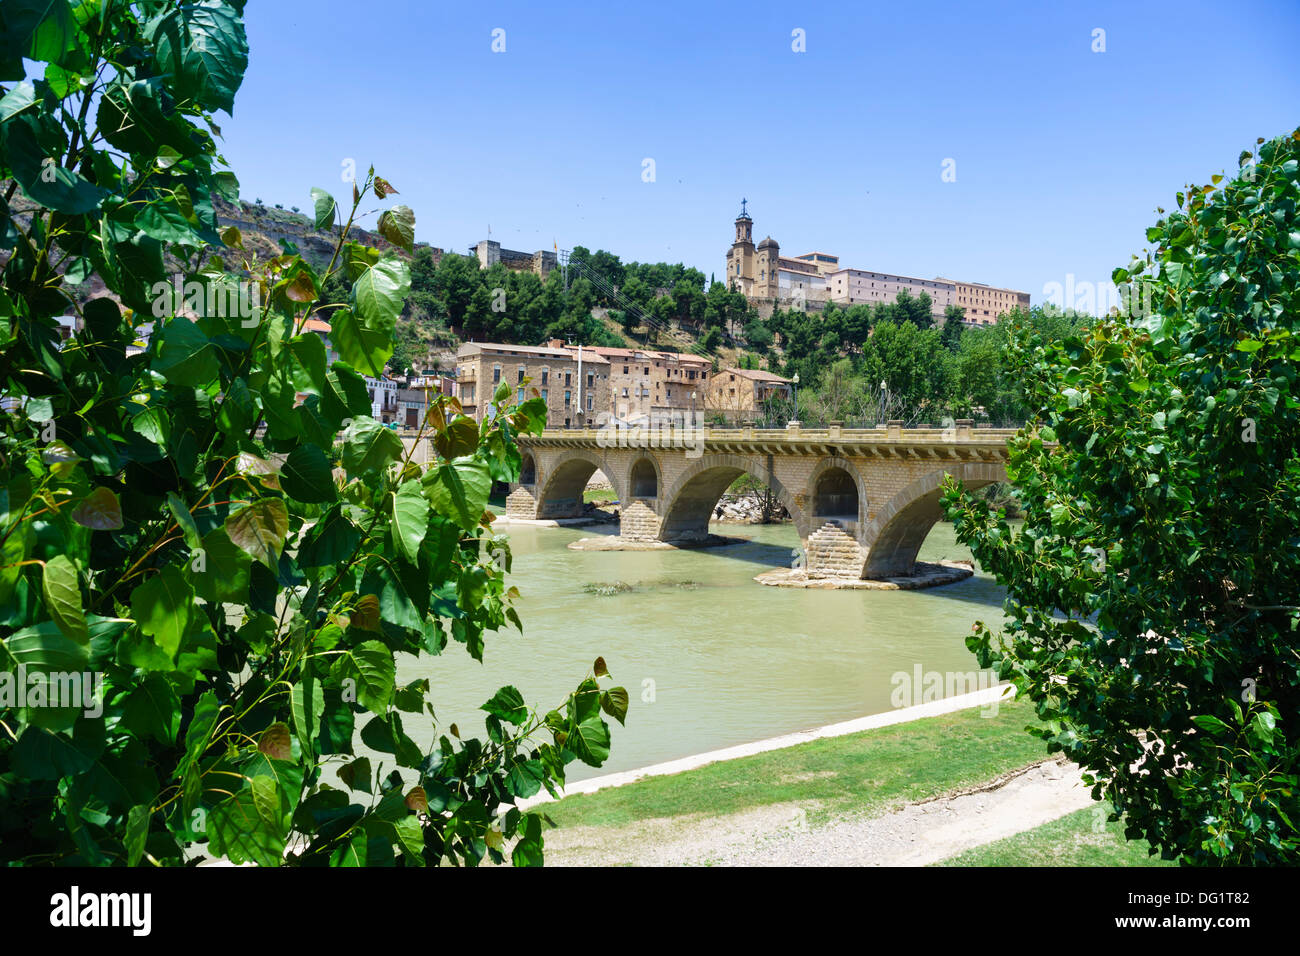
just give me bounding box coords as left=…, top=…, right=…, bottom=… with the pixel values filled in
left=619, top=499, right=660, bottom=540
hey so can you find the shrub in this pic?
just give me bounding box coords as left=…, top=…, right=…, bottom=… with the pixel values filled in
left=944, top=129, right=1300, bottom=864
left=0, top=0, right=623, bottom=866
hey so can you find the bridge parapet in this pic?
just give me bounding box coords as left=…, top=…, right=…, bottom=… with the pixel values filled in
left=509, top=425, right=1015, bottom=581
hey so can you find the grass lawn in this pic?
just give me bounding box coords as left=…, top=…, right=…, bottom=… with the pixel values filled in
left=545, top=698, right=1051, bottom=830
left=937, top=805, right=1177, bottom=867
left=583, top=488, right=618, bottom=504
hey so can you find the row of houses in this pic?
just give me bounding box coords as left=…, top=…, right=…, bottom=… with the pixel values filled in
left=454, top=340, right=792, bottom=426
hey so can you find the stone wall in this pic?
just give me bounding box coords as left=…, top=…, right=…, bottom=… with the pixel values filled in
left=805, top=522, right=866, bottom=577
left=505, top=486, right=537, bottom=519
left=619, top=499, right=660, bottom=540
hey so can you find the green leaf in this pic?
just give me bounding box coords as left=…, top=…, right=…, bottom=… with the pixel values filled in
left=125, top=805, right=151, bottom=867
left=331, top=640, right=395, bottom=714
left=42, top=555, right=87, bottom=644
left=4, top=621, right=90, bottom=672
left=130, top=566, right=194, bottom=659
left=154, top=316, right=220, bottom=387
left=291, top=670, right=323, bottom=757
left=188, top=526, right=251, bottom=604
left=377, top=204, right=415, bottom=252
left=425, top=458, right=491, bottom=530
left=329, top=306, right=393, bottom=378
left=482, top=685, right=529, bottom=725
left=601, top=687, right=629, bottom=726
left=299, top=508, right=361, bottom=568
left=224, top=498, right=289, bottom=568
left=11, top=724, right=99, bottom=780
left=342, top=416, right=404, bottom=476
left=339, top=756, right=372, bottom=793
left=148, top=0, right=250, bottom=114
left=1191, top=714, right=1232, bottom=736
left=3, top=117, right=106, bottom=213
left=311, top=187, right=336, bottom=230
left=281, top=444, right=336, bottom=503
left=166, top=492, right=202, bottom=549
left=567, top=716, right=611, bottom=766
left=391, top=480, right=428, bottom=564
left=122, top=674, right=181, bottom=744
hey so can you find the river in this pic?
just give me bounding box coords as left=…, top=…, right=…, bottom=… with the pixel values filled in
left=394, top=518, right=1006, bottom=782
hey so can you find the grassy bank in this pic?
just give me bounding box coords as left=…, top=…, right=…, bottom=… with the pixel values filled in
left=546, top=697, right=1050, bottom=831
left=938, top=806, right=1174, bottom=867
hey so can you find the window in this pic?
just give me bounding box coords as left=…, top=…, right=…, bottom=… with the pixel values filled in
left=493, top=365, right=501, bottom=383
left=623, top=366, right=629, bottom=374
left=644, top=367, right=649, bottom=375
left=517, top=367, right=525, bottom=383
left=586, top=373, right=594, bottom=388
left=541, top=388, right=548, bottom=402
left=541, top=369, right=548, bottom=385
left=564, top=372, right=571, bottom=387
left=586, top=395, right=593, bottom=411
left=564, top=390, right=571, bottom=406
left=622, top=387, right=629, bottom=397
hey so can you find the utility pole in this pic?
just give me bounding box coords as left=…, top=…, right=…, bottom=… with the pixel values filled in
left=576, top=341, right=584, bottom=427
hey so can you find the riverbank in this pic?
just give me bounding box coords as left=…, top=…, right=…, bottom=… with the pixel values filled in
left=537, top=695, right=1168, bottom=866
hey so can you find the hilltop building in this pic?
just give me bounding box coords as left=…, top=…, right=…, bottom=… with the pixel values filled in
left=471, top=239, right=558, bottom=278
left=725, top=202, right=1029, bottom=325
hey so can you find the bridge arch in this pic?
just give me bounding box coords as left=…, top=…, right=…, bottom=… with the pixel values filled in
left=860, top=461, right=1005, bottom=578
left=519, top=450, right=537, bottom=486
left=627, top=456, right=660, bottom=500
left=535, top=449, right=624, bottom=519
left=658, top=453, right=806, bottom=543
left=807, top=457, right=865, bottom=531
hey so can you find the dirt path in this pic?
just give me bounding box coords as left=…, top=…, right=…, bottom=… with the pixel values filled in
left=545, top=757, right=1095, bottom=867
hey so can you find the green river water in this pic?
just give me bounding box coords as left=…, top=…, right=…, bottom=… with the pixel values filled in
left=393, top=518, right=1007, bottom=782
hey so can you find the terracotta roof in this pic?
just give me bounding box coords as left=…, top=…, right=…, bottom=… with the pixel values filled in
left=458, top=341, right=610, bottom=363
left=724, top=367, right=792, bottom=383
left=581, top=345, right=710, bottom=365
left=302, top=318, right=331, bottom=333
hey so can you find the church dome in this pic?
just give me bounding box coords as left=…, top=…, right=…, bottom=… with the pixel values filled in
left=757, top=236, right=779, bottom=250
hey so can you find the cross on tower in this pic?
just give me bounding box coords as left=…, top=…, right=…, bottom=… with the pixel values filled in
left=740, top=198, right=748, bottom=217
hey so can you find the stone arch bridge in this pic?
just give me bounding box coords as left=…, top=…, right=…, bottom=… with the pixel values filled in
left=506, top=422, right=1013, bottom=580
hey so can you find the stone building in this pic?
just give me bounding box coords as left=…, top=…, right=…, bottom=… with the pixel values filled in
left=725, top=201, right=1029, bottom=324
left=472, top=239, right=558, bottom=278
left=576, top=345, right=713, bottom=422
left=704, top=367, right=794, bottom=417
left=455, top=342, right=610, bottom=427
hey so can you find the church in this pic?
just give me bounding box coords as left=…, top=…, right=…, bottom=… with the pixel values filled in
left=724, top=200, right=831, bottom=304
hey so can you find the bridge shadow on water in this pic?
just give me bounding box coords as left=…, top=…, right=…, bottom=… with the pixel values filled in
left=565, top=520, right=1007, bottom=609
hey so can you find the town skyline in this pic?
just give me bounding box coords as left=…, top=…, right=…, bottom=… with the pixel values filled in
left=218, top=0, right=1298, bottom=316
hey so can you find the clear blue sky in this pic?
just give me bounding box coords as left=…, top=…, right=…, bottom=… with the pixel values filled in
left=220, top=0, right=1299, bottom=306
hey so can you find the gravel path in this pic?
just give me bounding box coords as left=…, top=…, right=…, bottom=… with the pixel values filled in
left=546, top=758, right=1095, bottom=867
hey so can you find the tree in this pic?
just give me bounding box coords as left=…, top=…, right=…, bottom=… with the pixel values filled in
left=943, top=128, right=1300, bottom=865
left=433, top=252, right=479, bottom=331
left=0, top=0, right=624, bottom=866
left=940, top=305, right=966, bottom=350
